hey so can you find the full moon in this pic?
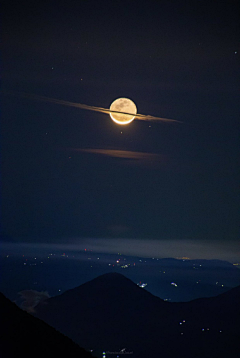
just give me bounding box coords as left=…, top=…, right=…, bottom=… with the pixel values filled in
left=109, top=98, right=137, bottom=125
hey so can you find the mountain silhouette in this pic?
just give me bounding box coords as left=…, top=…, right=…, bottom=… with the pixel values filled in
left=34, top=272, right=240, bottom=358
left=0, top=292, right=94, bottom=358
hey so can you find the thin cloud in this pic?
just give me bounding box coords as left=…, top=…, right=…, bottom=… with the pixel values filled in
left=70, top=148, right=165, bottom=166
left=77, top=148, right=161, bottom=160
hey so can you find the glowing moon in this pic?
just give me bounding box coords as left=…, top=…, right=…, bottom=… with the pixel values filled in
left=109, top=98, right=137, bottom=125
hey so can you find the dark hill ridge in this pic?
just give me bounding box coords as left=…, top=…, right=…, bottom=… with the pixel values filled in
left=34, top=272, right=167, bottom=355
left=34, top=272, right=240, bottom=358
left=0, top=293, right=94, bottom=358
left=46, top=272, right=165, bottom=305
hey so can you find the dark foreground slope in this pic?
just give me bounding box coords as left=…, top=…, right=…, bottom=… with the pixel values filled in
left=34, top=273, right=240, bottom=358
left=0, top=293, right=94, bottom=358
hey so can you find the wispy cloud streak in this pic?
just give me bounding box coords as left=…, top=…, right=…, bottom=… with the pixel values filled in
left=72, top=148, right=163, bottom=161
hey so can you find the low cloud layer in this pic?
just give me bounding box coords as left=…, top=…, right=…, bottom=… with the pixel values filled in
left=18, top=290, right=50, bottom=313
left=67, top=238, right=240, bottom=263
left=3, top=238, right=239, bottom=263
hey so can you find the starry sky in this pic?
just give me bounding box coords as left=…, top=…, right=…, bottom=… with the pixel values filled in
left=1, top=1, right=239, bottom=259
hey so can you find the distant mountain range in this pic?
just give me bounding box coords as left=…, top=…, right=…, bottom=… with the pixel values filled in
left=0, top=292, right=94, bottom=358
left=33, top=272, right=240, bottom=358
left=1, top=244, right=239, bottom=304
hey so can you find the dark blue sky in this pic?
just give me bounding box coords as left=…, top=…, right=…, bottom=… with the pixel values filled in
left=1, top=1, right=239, bottom=256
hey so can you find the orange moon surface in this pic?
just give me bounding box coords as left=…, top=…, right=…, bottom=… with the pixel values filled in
left=109, top=98, right=137, bottom=125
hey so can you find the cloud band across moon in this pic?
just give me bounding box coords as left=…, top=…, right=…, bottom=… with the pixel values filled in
left=4, top=91, right=182, bottom=124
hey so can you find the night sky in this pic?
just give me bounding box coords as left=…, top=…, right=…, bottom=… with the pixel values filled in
left=1, top=1, right=239, bottom=260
